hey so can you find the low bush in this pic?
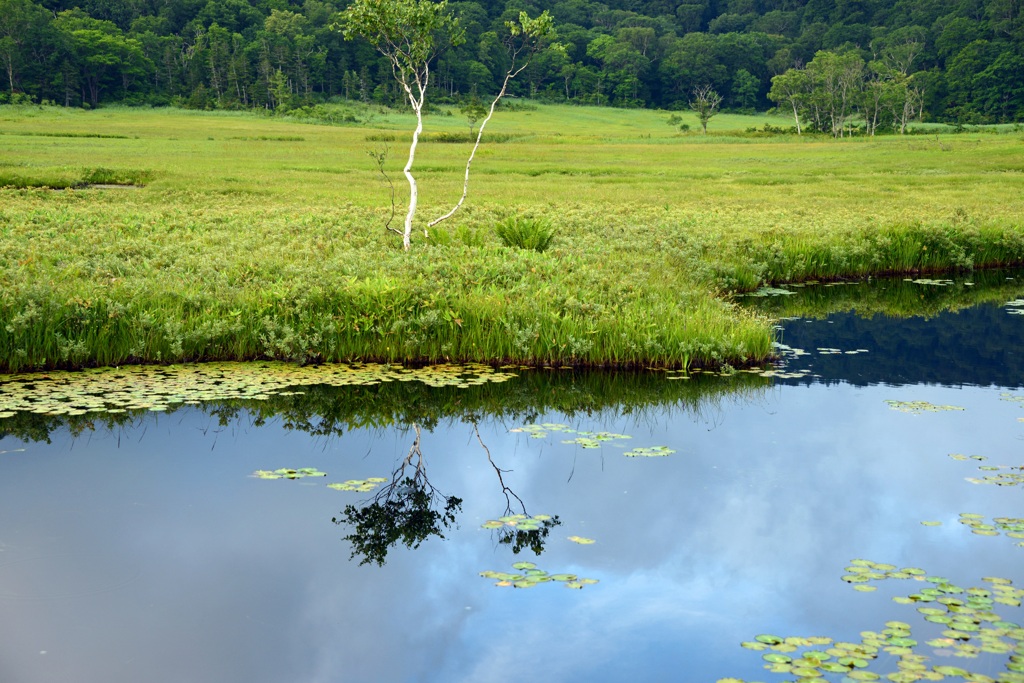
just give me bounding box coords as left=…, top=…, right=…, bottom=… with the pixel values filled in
left=494, top=216, right=556, bottom=252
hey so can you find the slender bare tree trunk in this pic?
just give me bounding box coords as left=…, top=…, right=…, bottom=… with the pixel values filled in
left=429, top=63, right=524, bottom=228
left=400, top=85, right=422, bottom=251
left=397, top=66, right=428, bottom=251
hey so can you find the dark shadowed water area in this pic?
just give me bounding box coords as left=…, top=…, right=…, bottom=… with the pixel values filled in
left=2, top=272, right=1024, bottom=683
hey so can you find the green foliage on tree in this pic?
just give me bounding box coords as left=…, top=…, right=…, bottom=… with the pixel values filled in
left=0, top=0, right=1021, bottom=122
left=690, top=84, right=722, bottom=134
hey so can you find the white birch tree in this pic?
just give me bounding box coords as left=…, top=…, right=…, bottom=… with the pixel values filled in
left=428, top=11, right=555, bottom=230
left=338, top=0, right=464, bottom=251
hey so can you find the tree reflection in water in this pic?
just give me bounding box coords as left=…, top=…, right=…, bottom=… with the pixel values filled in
left=474, top=420, right=561, bottom=555
left=334, top=420, right=560, bottom=566
left=333, top=424, right=462, bottom=567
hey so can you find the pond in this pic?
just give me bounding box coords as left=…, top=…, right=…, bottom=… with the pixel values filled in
left=2, top=273, right=1024, bottom=683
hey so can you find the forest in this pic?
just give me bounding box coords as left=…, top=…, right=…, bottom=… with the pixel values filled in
left=0, top=0, right=1021, bottom=124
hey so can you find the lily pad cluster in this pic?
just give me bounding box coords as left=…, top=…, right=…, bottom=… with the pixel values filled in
left=725, top=563, right=1024, bottom=683
left=947, top=452, right=1024, bottom=488
left=509, top=423, right=576, bottom=438
left=481, top=514, right=553, bottom=531
left=741, top=366, right=816, bottom=380
left=0, top=362, right=517, bottom=418
left=479, top=561, right=599, bottom=590
left=957, top=513, right=1024, bottom=545
left=739, top=630, right=923, bottom=680
left=772, top=342, right=811, bottom=358
left=744, top=286, right=797, bottom=297
left=885, top=400, right=965, bottom=415
left=623, top=445, right=676, bottom=457
left=966, top=467, right=1024, bottom=488
left=510, top=422, right=676, bottom=457
left=508, top=423, right=631, bottom=447
left=561, top=431, right=632, bottom=448
left=253, top=467, right=388, bottom=494
left=817, top=347, right=870, bottom=355
left=845, top=561, right=1024, bottom=610
left=908, top=278, right=955, bottom=286
left=841, top=559, right=927, bottom=593
left=1006, top=300, right=1024, bottom=315
left=252, top=467, right=327, bottom=479
left=327, top=478, right=388, bottom=492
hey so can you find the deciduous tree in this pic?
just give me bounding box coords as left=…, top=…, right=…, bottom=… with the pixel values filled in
left=338, top=0, right=465, bottom=251
left=689, top=83, right=722, bottom=134
left=429, top=11, right=555, bottom=230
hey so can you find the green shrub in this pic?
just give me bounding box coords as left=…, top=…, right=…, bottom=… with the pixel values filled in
left=494, top=215, right=556, bottom=252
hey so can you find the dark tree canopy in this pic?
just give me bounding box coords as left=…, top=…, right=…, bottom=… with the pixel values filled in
left=1, top=0, right=1021, bottom=122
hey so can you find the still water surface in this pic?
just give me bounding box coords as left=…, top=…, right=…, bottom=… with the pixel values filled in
left=1, top=275, right=1023, bottom=683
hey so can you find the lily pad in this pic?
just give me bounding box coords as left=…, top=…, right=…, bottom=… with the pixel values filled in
left=483, top=565, right=598, bottom=589
left=327, top=477, right=386, bottom=492
left=481, top=514, right=555, bottom=531
left=885, top=400, right=965, bottom=414
left=253, top=467, right=326, bottom=480
left=623, top=445, right=676, bottom=457
left=0, top=362, right=518, bottom=418
left=568, top=535, right=596, bottom=545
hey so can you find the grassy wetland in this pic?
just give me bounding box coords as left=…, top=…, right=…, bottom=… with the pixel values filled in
left=1, top=102, right=1023, bottom=372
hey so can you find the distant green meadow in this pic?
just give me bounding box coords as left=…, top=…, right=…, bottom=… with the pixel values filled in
left=1, top=102, right=1023, bottom=372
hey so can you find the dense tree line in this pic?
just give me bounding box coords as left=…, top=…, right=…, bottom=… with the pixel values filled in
left=1, top=0, right=1021, bottom=123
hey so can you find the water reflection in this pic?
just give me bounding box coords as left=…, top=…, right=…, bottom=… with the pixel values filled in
left=334, top=424, right=464, bottom=566
left=1, top=273, right=1023, bottom=683
left=749, top=270, right=1024, bottom=387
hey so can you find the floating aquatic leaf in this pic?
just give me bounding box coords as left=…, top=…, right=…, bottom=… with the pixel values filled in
left=481, top=514, right=555, bottom=531
left=623, top=446, right=676, bottom=457
left=934, top=665, right=971, bottom=676
left=911, top=278, right=954, bottom=286
left=838, top=657, right=870, bottom=668
left=562, top=437, right=601, bottom=448
left=745, top=286, right=796, bottom=297
left=482, top=562, right=597, bottom=589
left=762, top=653, right=792, bottom=664
left=327, top=477, right=385, bottom=492
left=755, top=634, right=784, bottom=645
left=885, top=400, right=965, bottom=414
left=254, top=467, right=326, bottom=480
left=0, top=362, right=518, bottom=417
left=753, top=634, right=784, bottom=646
left=921, top=521, right=942, bottom=526
left=568, top=535, right=596, bottom=545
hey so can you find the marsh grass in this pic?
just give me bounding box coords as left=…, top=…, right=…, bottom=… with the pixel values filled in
left=0, top=103, right=1022, bottom=371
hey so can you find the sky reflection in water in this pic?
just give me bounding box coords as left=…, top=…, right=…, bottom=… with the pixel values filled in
left=1, top=286, right=1023, bottom=683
